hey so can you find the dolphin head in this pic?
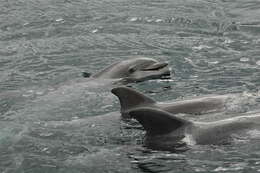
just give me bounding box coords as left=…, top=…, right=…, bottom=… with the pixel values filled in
left=92, top=57, right=171, bottom=82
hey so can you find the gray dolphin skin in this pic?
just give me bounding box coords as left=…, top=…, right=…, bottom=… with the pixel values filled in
left=129, top=108, right=260, bottom=151
left=111, top=86, right=230, bottom=118
left=91, top=57, right=171, bottom=83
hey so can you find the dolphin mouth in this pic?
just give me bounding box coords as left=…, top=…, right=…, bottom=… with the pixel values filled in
left=160, top=70, right=171, bottom=79
left=141, top=62, right=169, bottom=71
left=140, top=62, right=171, bottom=80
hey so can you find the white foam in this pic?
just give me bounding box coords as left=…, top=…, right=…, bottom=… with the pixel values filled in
left=224, top=39, right=233, bottom=44
left=182, top=133, right=196, bottom=146
left=247, top=129, right=260, bottom=138
left=192, top=45, right=211, bottom=50
left=240, top=57, right=250, bottom=62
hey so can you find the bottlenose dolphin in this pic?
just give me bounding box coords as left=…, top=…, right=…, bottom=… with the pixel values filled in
left=90, top=57, right=171, bottom=83
left=129, top=108, right=260, bottom=151
left=111, top=87, right=231, bottom=118
left=2, top=58, right=170, bottom=118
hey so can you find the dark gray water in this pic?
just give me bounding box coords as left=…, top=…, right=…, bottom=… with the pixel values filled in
left=1, top=0, right=260, bottom=172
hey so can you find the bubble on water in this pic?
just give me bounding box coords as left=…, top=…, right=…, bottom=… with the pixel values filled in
left=92, top=29, right=98, bottom=33
left=36, top=91, right=44, bottom=95
left=39, top=132, right=54, bottom=137
left=240, top=57, right=250, bottom=62
left=242, top=40, right=249, bottom=44
left=147, top=19, right=153, bottom=22
left=48, top=87, right=55, bottom=91
left=192, top=45, right=211, bottom=50
left=41, top=147, right=51, bottom=154
left=130, top=160, right=139, bottom=164
left=101, top=105, right=112, bottom=109
left=214, top=167, right=228, bottom=171
left=213, top=163, right=246, bottom=172
left=23, top=22, right=29, bottom=26
left=195, top=168, right=206, bottom=172
left=55, top=18, right=64, bottom=22
left=208, top=61, right=219, bottom=65
left=155, top=19, right=163, bottom=23
left=22, top=93, right=29, bottom=97
left=22, top=89, right=36, bottom=97
left=224, top=39, right=233, bottom=44
left=155, top=79, right=174, bottom=83
left=71, top=116, right=79, bottom=121
left=38, top=71, right=45, bottom=75
left=42, top=147, right=49, bottom=152
left=129, top=17, right=138, bottom=22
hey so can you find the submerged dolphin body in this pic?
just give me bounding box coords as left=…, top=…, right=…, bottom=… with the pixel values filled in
left=91, top=57, right=171, bottom=83
left=129, top=108, right=260, bottom=151
left=111, top=87, right=231, bottom=118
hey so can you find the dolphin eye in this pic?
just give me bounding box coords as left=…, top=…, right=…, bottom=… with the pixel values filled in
left=128, top=67, right=136, bottom=73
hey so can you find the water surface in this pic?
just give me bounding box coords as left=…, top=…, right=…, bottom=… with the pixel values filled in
left=1, top=0, right=260, bottom=172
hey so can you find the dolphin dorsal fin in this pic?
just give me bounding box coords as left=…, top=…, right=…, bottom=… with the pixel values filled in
left=129, top=108, right=190, bottom=135
left=111, top=87, right=155, bottom=112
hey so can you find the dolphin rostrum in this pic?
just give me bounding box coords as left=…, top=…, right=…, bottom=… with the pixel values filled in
left=129, top=107, right=260, bottom=151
